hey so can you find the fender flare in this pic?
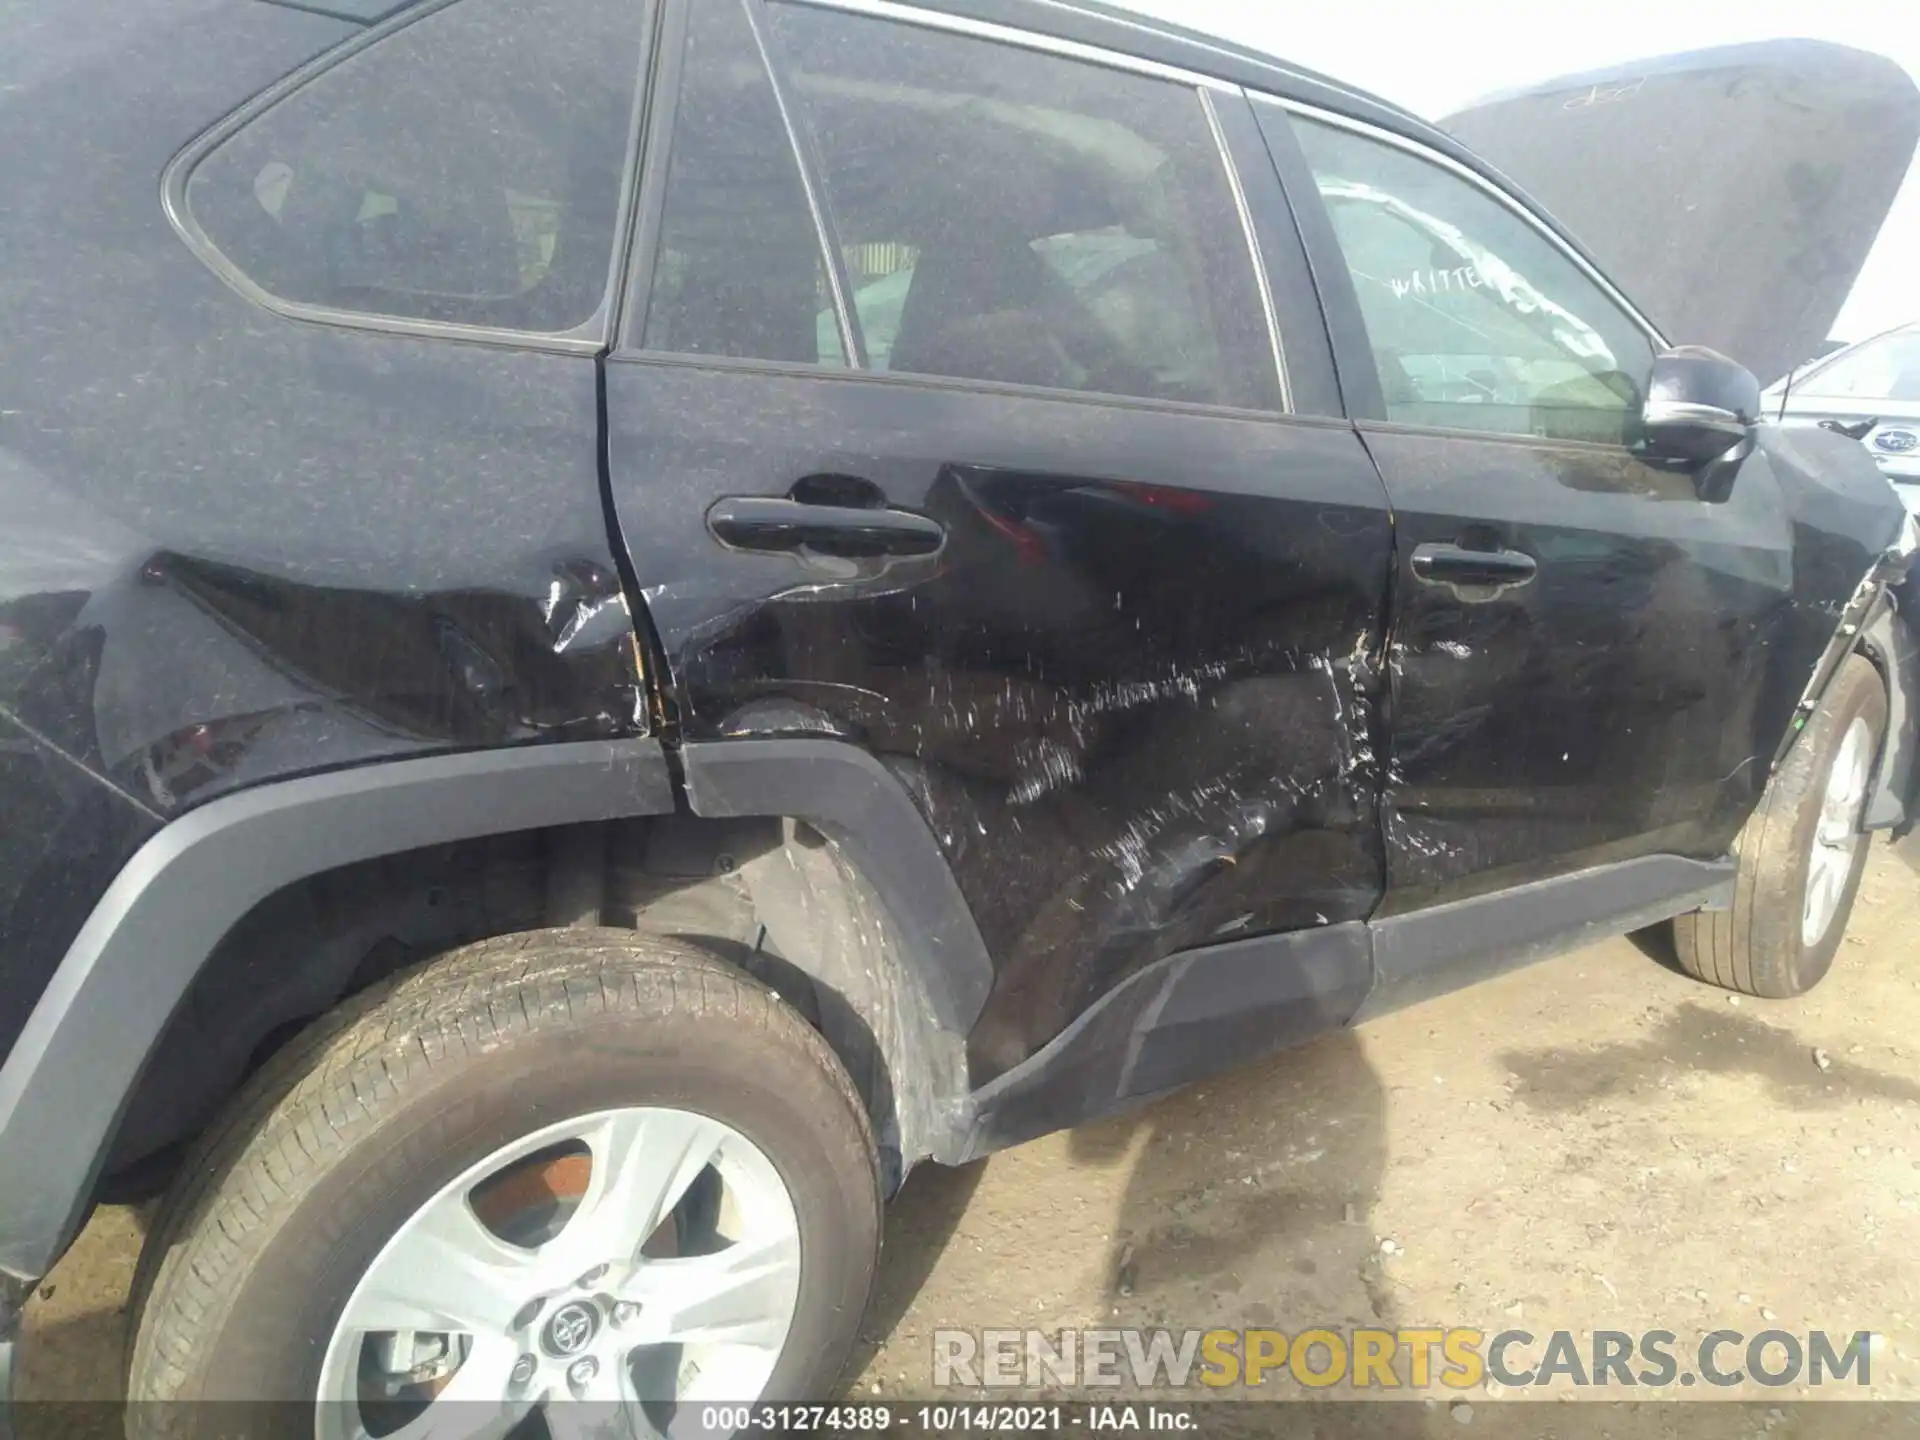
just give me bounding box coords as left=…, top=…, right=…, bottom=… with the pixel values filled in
left=0, top=740, right=675, bottom=1282
left=1858, top=587, right=1920, bottom=831
left=678, top=739, right=994, bottom=1036
left=1773, top=563, right=1920, bottom=834
left=680, top=740, right=997, bottom=1171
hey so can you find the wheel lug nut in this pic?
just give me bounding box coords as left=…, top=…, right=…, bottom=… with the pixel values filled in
left=610, top=1302, right=640, bottom=1327
left=510, top=1354, right=538, bottom=1387
left=567, top=1356, right=599, bottom=1392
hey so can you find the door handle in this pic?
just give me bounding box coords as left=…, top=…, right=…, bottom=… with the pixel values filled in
left=1410, top=542, right=1538, bottom=596
left=706, top=496, right=945, bottom=560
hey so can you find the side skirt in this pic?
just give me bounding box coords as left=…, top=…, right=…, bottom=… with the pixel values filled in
left=959, top=854, right=1735, bottom=1160
left=959, top=923, right=1372, bottom=1160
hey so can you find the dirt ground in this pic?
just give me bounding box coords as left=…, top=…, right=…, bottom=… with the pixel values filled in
left=18, top=838, right=1920, bottom=1434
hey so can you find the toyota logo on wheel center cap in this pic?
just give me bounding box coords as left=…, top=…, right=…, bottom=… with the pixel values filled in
left=543, top=1301, right=601, bottom=1357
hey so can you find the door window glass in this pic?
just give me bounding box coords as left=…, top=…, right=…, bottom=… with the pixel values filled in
left=1291, top=116, right=1656, bottom=443
left=641, top=0, right=841, bottom=364
left=184, top=0, right=647, bottom=334
left=767, top=4, right=1280, bottom=409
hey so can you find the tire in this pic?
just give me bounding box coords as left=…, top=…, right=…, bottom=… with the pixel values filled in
left=126, top=929, right=881, bottom=1434
left=1674, top=655, right=1887, bottom=998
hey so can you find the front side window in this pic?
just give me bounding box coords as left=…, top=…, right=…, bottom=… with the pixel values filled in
left=1290, top=116, right=1656, bottom=444
left=183, top=0, right=648, bottom=334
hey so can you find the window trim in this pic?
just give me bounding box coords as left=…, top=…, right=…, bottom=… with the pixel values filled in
left=620, top=0, right=1293, bottom=415
left=747, top=0, right=865, bottom=370
left=1200, top=88, right=1290, bottom=413
left=1260, top=93, right=1670, bottom=356
left=778, top=0, right=1237, bottom=94
left=607, top=345, right=1331, bottom=429
left=615, top=0, right=688, bottom=351
left=1018, top=0, right=1329, bottom=94
left=161, top=0, right=659, bottom=353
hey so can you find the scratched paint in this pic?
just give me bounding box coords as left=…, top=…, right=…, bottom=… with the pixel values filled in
left=608, top=364, right=1395, bottom=1084
left=607, top=345, right=1915, bottom=1081
left=1366, top=419, right=1907, bottom=913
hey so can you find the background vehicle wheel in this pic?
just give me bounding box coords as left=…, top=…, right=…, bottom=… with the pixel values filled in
left=1674, top=654, right=1887, bottom=998
left=126, top=930, right=880, bottom=1436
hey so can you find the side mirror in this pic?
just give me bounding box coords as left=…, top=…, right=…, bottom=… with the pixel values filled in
left=1641, top=346, right=1762, bottom=465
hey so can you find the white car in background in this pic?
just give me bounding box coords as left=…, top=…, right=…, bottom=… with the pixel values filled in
left=1765, top=321, right=1920, bottom=504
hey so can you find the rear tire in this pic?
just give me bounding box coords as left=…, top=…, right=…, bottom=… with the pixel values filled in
left=126, top=929, right=881, bottom=1435
left=1673, top=655, right=1886, bottom=998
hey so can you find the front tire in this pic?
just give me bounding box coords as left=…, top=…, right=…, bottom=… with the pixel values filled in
left=1673, top=655, right=1886, bottom=998
left=126, top=930, right=881, bottom=1436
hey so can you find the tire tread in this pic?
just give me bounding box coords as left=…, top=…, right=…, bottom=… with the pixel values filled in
left=127, top=930, right=874, bottom=1417
left=1673, top=656, right=1885, bottom=998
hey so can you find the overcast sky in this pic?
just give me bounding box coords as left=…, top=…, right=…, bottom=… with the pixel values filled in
left=1123, top=0, right=1919, bottom=342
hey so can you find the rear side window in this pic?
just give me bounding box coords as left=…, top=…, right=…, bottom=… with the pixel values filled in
left=181, top=0, right=649, bottom=335
left=772, top=5, right=1278, bottom=410
left=640, top=1, right=1280, bottom=411
left=1289, top=115, right=1656, bottom=444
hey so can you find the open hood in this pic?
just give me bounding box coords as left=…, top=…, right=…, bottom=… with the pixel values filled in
left=1442, top=40, right=1920, bottom=388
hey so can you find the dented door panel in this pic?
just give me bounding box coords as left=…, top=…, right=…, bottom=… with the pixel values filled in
left=1371, top=420, right=1910, bottom=912
left=1370, top=426, right=1799, bottom=909
left=604, top=361, right=1393, bottom=1081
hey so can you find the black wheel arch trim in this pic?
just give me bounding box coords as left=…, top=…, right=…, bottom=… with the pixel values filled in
left=1756, top=562, right=1918, bottom=835
left=1856, top=588, right=1920, bottom=832
left=0, top=740, right=675, bottom=1283
left=677, top=739, right=995, bottom=1038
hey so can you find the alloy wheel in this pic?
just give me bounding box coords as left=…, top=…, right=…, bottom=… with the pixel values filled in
left=1803, top=716, right=1874, bottom=947
left=315, top=1107, right=801, bottom=1440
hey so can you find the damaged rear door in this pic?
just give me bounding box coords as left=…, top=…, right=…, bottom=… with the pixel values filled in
left=603, top=0, right=1394, bottom=1085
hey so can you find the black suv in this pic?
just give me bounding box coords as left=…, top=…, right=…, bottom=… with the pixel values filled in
left=3, top=0, right=1918, bottom=1428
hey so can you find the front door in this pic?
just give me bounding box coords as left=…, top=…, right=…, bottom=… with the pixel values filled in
left=1267, top=102, right=1810, bottom=913
left=604, top=0, right=1395, bottom=1080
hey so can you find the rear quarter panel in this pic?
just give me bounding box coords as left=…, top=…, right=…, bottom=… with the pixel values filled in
left=0, top=1, right=644, bottom=1070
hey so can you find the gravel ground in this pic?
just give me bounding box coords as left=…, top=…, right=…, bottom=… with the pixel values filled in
left=17, top=838, right=1920, bottom=1435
